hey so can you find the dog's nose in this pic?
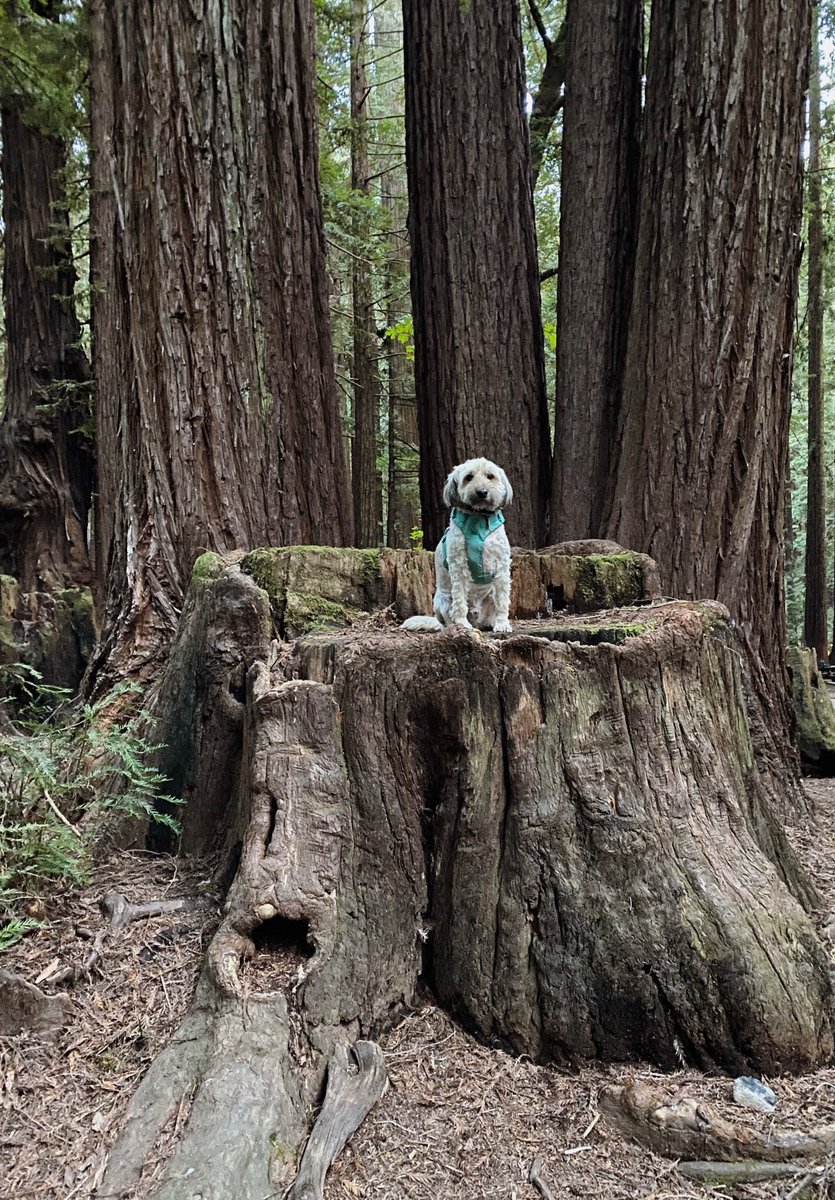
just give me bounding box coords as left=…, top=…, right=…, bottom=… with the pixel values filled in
left=476, top=488, right=489, bottom=499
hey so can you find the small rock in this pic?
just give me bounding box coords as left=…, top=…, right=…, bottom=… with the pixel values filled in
left=732, top=1076, right=777, bottom=1113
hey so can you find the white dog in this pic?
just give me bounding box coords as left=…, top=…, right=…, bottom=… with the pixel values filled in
left=402, top=458, right=513, bottom=634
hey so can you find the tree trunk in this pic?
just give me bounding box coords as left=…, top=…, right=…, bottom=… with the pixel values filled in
left=0, top=104, right=92, bottom=595
left=88, top=0, right=351, bottom=687
left=403, top=0, right=551, bottom=548
left=603, top=0, right=809, bottom=741
left=351, top=0, right=383, bottom=548
left=100, top=558, right=832, bottom=1197
left=383, top=171, right=419, bottom=548
left=805, top=3, right=827, bottom=661
left=550, top=0, right=641, bottom=542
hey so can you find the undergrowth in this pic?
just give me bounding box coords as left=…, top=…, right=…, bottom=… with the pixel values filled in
left=0, top=664, right=180, bottom=951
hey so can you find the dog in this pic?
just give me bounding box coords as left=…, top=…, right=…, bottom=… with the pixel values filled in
left=402, top=458, right=513, bottom=634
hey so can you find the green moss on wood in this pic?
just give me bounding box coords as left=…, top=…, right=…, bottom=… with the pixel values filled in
left=285, top=593, right=365, bottom=634
left=240, top=546, right=386, bottom=636
left=240, top=548, right=283, bottom=605
left=572, top=553, right=645, bottom=611
left=191, top=552, right=226, bottom=583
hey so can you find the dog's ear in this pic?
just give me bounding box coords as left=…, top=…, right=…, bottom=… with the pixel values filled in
left=499, top=468, right=513, bottom=507
left=443, top=469, right=460, bottom=508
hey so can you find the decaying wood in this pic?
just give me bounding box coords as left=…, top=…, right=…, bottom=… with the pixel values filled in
left=39, top=893, right=186, bottom=989
left=600, top=1080, right=835, bottom=1162
left=676, top=1160, right=822, bottom=1185
left=288, top=1041, right=387, bottom=1200
left=787, top=646, right=835, bottom=773
left=0, top=969, right=66, bottom=1035
left=99, top=892, right=186, bottom=928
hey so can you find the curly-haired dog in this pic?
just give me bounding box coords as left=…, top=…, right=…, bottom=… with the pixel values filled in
left=402, top=458, right=513, bottom=633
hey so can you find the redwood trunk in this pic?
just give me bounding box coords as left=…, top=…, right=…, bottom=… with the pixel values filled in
left=0, top=107, right=92, bottom=595
left=383, top=172, right=419, bottom=548
left=403, top=0, right=551, bottom=548
left=805, top=5, right=827, bottom=661
left=88, top=0, right=350, bottom=684
left=604, top=0, right=809, bottom=732
left=351, top=0, right=383, bottom=548
left=550, top=0, right=641, bottom=541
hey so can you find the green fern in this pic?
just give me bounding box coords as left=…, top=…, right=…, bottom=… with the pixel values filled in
left=0, top=669, right=182, bottom=950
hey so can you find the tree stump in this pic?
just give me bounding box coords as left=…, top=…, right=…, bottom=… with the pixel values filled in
left=788, top=646, right=835, bottom=773
left=100, top=554, right=833, bottom=1197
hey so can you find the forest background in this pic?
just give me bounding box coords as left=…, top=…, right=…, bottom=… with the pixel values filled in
left=1, top=0, right=833, bottom=646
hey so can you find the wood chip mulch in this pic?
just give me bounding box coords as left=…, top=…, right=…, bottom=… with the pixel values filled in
left=3, top=784, right=835, bottom=1200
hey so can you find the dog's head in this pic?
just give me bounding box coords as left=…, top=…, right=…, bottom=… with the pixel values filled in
left=442, top=458, right=513, bottom=513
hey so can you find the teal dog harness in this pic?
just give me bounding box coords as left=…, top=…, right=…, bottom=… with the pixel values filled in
left=441, top=508, right=505, bottom=584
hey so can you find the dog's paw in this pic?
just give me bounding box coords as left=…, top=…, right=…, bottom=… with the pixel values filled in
left=450, top=618, right=474, bottom=630
left=491, top=619, right=513, bottom=634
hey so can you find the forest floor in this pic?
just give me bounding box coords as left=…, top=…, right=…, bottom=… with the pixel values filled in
left=3, top=785, right=835, bottom=1200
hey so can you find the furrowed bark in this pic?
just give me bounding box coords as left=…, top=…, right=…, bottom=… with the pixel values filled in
left=0, top=101, right=92, bottom=595
left=603, top=0, right=810, bottom=751
left=88, top=0, right=350, bottom=689
left=550, top=0, right=641, bottom=541
left=404, top=0, right=551, bottom=547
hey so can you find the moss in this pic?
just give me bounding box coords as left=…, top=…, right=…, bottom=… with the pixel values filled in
left=240, top=548, right=285, bottom=610
left=571, top=553, right=645, bottom=611
left=283, top=591, right=361, bottom=634
left=191, top=551, right=226, bottom=584
left=511, top=619, right=648, bottom=646
left=54, top=587, right=96, bottom=658
left=268, top=1135, right=294, bottom=1168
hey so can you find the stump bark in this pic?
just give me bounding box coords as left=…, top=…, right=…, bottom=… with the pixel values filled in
left=788, top=646, right=835, bottom=774
left=100, top=555, right=833, bottom=1196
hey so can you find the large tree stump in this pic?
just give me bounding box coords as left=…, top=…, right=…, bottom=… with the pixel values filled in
left=101, top=557, right=833, bottom=1196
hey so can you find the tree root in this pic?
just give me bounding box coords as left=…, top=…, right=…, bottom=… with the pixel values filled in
left=42, top=893, right=186, bottom=987
left=528, top=1155, right=557, bottom=1200
left=600, top=1080, right=835, bottom=1163
left=99, top=891, right=186, bottom=928
left=288, top=1041, right=387, bottom=1200
left=676, top=1161, right=824, bottom=1185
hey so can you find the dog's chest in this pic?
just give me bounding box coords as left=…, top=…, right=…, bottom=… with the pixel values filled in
left=444, top=520, right=509, bottom=583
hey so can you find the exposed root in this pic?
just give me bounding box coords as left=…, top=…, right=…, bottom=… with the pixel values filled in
left=600, top=1079, right=835, bottom=1162
left=288, top=1041, right=387, bottom=1200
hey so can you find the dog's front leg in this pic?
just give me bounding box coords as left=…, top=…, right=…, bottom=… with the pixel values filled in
left=491, top=571, right=512, bottom=634
left=448, top=563, right=473, bottom=628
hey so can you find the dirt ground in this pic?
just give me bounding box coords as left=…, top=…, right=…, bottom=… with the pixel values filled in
left=3, top=784, right=835, bottom=1200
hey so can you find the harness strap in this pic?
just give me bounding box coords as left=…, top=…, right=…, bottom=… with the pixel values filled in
left=441, top=508, right=505, bottom=584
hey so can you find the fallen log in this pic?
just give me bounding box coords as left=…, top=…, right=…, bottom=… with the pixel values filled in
left=99, top=891, right=186, bottom=928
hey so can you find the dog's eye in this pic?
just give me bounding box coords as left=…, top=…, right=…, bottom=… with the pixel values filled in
left=463, top=473, right=473, bottom=483
left=486, top=473, right=495, bottom=480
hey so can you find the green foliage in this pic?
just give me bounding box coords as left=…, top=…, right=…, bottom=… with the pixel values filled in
left=385, top=316, right=415, bottom=362
left=522, top=0, right=565, bottom=422
left=409, top=526, right=424, bottom=552
left=0, top=670, right=180, bottom=948
left=0, top=0, right=89, bottom=140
